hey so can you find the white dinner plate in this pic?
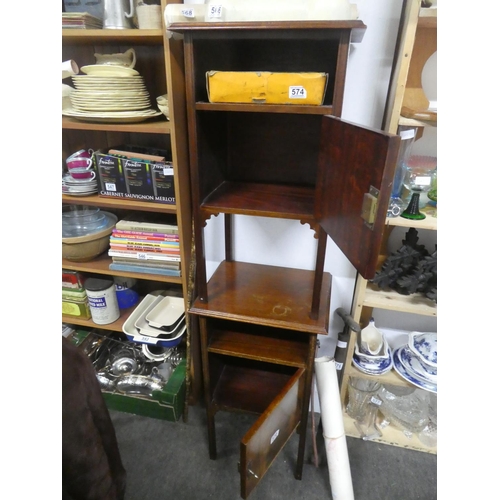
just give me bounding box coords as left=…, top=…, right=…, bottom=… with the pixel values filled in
left=72, top=91, right=150, bottom=97
left=80, top=65, right=140, bottom=77
left=62, top=108, right=162, bottom=123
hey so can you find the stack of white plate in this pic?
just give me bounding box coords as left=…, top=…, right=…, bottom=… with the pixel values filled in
left=123, top=294, right=186, bottom=347
left=62, top=172, right=99, bottom=196
left=62, top=65, right=162, bottom=123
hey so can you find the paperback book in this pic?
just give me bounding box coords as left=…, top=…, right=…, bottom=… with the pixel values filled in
left=112, top=229, right=179, bottom=241
left=109, top=263, right=181, bottom=277
left=108, top=250, right=181, bottom=262
left=111, top=257, right=180, bottom=270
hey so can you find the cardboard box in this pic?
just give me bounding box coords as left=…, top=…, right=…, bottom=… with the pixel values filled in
left=102, top=359, right=186, bottom=422
left=94, top=150, right=175, bottom=204
left=206, top=71, right=328, bottom=105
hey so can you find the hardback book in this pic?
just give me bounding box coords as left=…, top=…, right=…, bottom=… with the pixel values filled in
left=115, top=218, right=178, bottom=235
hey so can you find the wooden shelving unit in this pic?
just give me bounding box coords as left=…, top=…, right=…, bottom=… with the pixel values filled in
left=339, top=0, right=438, bottom=454
left=62, top=0, right=201, bottom=404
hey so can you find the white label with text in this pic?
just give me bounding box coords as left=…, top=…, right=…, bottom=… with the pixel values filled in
left=289, top=86, right=307, bottom=99
left=208, top=5, right=223, bottom=18
left=270, top=429, right=279, bottom=445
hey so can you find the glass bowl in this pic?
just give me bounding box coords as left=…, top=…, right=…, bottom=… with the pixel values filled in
left=62, top=206, right=107, bottom=238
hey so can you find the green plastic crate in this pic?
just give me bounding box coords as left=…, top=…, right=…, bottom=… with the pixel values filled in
left=102, top=359, right=186, bottom=422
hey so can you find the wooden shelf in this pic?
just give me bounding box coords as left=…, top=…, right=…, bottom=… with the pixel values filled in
left=62, top=304, right=135, bottom=333
left=208, top=327, right=309, bottom=368
left=62, top=116, right=170, bottom=134
left=385, top=213, right=437, bottom=230
left=167, top=20, right=366, bottom=42
left=195, top=102, right=333, bottom=115
left=62, top=194, right=177, bottom=214
left=343, top=412, right=436, bottom=454
left=398, top=116, right=437, bottom=128
left=190, top=261, right=332, bottom=335
left=363, top=282, right=437, bottom=317
left=201, top=181, right=316, bottom=221
left=62, top=254, right=182, bottom=284
left=62, top=28, right=163, bottom=44
left=347, top=365, right=416, bottom=387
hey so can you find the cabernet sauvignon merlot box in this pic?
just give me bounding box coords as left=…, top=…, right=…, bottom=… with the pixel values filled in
left=94, top=149, right=175, bottom=204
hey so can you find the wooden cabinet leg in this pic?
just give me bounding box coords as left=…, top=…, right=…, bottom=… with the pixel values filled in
left=294, top=335, right=317, bottom=479
left=199, top=317, right=217, bottom=458
left=310, top=228, right=327, bottom=320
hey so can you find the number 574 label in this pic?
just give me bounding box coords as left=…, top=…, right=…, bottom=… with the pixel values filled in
left=289, top=86, right=307, bottom=99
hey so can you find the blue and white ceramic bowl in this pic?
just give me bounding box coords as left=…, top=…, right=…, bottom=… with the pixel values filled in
left=353, top=340, right=393, bottom=375
left=409, top=332, right=437, bottom=367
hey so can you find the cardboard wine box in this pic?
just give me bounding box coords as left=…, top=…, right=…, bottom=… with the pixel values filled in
left=94, top=149, right=175, bottom=204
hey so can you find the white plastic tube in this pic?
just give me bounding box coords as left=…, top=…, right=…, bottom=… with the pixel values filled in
left=315, top=355, right=354, bottom=500
left=62, top=60, right=79, bottom=80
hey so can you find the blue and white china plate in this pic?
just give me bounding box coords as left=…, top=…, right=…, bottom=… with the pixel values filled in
left=393, top=346, right=437, bottom=393
left=399, top=345, right=437, bottom=383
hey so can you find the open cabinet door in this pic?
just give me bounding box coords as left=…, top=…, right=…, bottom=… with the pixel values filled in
left=239, top=368, right=304, bottom=499
left=315, top=115, right=400, bottom=279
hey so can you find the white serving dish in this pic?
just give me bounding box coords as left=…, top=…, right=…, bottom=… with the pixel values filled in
left=123, top=294, right=186, bottom=347
left=145, top=295, right=185, bottom=329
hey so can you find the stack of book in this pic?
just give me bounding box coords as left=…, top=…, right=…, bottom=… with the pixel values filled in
left=108, top=218, right=181, bottom=277
left=62, top=12, right=103, bottom=29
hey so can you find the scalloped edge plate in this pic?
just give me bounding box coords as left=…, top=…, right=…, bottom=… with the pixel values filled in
left=80, top=65, right=140, bottom=77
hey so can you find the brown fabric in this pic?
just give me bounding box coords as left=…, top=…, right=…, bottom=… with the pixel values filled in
left=62, top=337, right=126, bottom=500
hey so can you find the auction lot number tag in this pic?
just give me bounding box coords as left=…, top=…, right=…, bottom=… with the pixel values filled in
left=289, top=86, right=307, bottom=99
left=208, top=5, right=223, bottom=18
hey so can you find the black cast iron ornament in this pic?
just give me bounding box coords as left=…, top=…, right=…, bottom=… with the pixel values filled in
left=371, top=228, right=437, bottom=303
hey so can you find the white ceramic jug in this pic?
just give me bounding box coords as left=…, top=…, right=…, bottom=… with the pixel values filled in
left=94, top=48, right=136, bottom=68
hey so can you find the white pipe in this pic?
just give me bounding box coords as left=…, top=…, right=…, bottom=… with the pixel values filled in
left=315, top=355, right=354, bottom=500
